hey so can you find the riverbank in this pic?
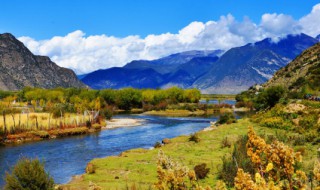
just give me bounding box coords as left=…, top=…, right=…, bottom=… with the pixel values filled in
left=2, top=124, right=104, bottom=145
left=105, top=118, right=145, bottom=129
left=143, top=108, right=234, bottom=117
left=62, top=116, right=319, bottom=189
left=59, top=119, right=271, bottom=189
left=1, top=117, right=148, bottom=145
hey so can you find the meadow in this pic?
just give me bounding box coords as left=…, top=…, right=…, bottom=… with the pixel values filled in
left=62, top=118, right=319, bottom=189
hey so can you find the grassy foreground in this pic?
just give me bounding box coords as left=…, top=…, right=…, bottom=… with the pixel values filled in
left=61, top=118, right=316, bottom=190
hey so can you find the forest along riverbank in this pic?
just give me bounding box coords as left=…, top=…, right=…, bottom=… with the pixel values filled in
left=0, top=114, right=223, bottom=187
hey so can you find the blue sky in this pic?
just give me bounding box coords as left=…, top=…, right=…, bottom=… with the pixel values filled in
left=1, top=0, right=319, bottom=39
left=1, top=0, right=320, bottom=74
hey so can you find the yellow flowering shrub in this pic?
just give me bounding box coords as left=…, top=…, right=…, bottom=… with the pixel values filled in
left=237, top=127, right=307, bottom=189
left=155, top=150, right=212, bottom=190
left=314, top=160, right=320, bottom=190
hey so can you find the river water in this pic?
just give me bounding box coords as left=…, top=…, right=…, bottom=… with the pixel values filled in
left=0, top=114, right=222, bottom=186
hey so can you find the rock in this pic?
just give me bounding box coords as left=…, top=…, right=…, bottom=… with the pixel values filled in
left=0, top=33, right=86, bottom=90
left=50, top=135, right=57, bottom=139
left=162, top=138, right=171, bottom=144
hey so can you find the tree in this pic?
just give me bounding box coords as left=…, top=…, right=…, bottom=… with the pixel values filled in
left=115, top=88, right=142, bottom=110
left=5, top=157, right=54, bottom=190
left=254, top=86, right=286, bottom=110
left=183, top=89, right=201, bottom=103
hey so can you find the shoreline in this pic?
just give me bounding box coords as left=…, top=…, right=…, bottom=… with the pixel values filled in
left=62, top=119, right=250, bottom=189
left=1, top=118, right=146, bottom=146
left=104, top=118, right=145, bottom=129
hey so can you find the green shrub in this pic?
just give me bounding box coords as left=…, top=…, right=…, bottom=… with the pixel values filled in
left=194, top=163, right=210, bottom=179
left=154, top=141, right=162, bottom=148
left=102, top=106, right=113, bottom=120
left=254, top=86, right=286, bottom=110
left=86, top=120, right=92, bottom=128
left=260, top=117, right=292, bottom=130
left=5, top=157, right=54, bottom=190
left=189, top=133, right=200, bottom=143
left=217, top=113, right=236, bottom=125
left=219, top=135, right=254, bottom=187
left=221, top=137, right=232, bottom=148
left=299, top=114, right=317, bottom=130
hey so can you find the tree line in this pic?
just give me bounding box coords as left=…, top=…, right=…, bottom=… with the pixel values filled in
left=1, top=87, right=201, bottom=113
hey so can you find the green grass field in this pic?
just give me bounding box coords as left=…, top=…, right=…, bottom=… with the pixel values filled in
left=62, top=118, right=318, bottom=190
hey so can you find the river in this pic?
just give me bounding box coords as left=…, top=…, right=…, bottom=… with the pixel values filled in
left=0, top=114, right=225, bottom=186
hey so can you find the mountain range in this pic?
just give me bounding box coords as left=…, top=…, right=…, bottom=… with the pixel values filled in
left=82, top=50, right=222, bottom=89
left=0, top=33, right=86, bottom=91
left=82, top=33, right=319, bottom=94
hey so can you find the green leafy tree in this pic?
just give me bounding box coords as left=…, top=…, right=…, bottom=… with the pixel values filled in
left=254, top=86, right=286, bottom=110
left=115, top=88, right=142, bottom=110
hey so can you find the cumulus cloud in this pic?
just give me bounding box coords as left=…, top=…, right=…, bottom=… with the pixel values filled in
left=261, top=13, right=301, bottom=36
left=300, top=4, right=320, bottom=37
left=18, top=3, right=320, bottom=74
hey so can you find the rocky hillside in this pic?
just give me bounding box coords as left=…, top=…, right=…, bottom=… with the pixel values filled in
left=0, top=33, right=86, bottom=90
left=264, top=42, right=320, bottom=91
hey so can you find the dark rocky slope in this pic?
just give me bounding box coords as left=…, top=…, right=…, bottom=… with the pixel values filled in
left=0, top=33, right=86, bottom=90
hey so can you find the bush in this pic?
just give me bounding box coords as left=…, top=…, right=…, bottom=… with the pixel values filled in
left=194, top=163, right=210, bottom=179
left=219, top=135, right=254, bottom=187
left=102, top=106, right=113, bottom=120
left=217, top=113, right=236, bottom=125
left=5, top=157, right=54, bottom=190
left=86, top=163, right=95, bottom=174
left=221, top=137, right=232, bottom=148
left=189, top=133, right=200, bottom=143
left=86, top=120, right=92, bottom=128
left=299, top=114, right=317, bottom=130
left=154, top=141, right=162, bottom=148
left=254, top=86, right=286, bottom=110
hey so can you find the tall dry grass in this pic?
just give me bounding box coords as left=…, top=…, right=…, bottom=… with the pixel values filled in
left=0, top=112, right=91, bottom=134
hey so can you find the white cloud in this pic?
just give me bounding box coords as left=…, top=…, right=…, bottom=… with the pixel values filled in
left=261, top=13, right=301, bottom=36
left=18, top=3, right=320, bottom=74
left=300, top=4, right=320, bottom=37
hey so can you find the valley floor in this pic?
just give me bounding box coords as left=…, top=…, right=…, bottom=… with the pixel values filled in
left=61, top=118, right=318, bottom=190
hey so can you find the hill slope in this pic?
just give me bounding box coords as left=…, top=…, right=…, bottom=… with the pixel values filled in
left=264, top=42, right=320, bottom=92
left=0, top=33, right=86, bottom=90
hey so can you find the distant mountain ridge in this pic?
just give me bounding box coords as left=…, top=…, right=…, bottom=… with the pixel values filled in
left=0, top=33, right=86, bottom=90
left=82, top=50, right=222, bottom=89
left=124, top=50, right=224, bottom=74
left=82, top=33, right=319, bottom=94
left=193, top=33, right=318, bottom=94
